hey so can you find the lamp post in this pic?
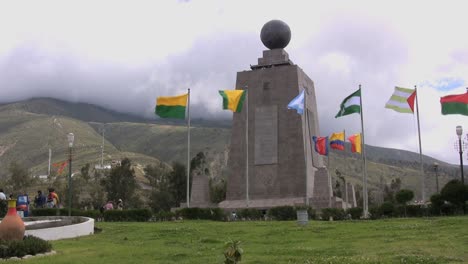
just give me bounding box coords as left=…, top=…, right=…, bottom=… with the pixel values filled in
left=433, top=162, right=439, bottom=193
left=456, top=126, right=465, bottom=184
left=67, top=133, right=74, bottom=217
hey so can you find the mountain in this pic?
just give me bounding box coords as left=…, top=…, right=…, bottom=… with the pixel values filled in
left=0, top=98, right=463, bottom=201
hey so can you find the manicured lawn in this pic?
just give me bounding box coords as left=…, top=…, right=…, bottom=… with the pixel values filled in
left=24, top=216, right=468, bottom=263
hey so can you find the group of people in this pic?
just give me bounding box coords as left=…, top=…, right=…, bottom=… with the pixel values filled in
left=34, top=188, right=59, bottom=208
left=0, top=189, right=31, bottom=201
left=100, top=199, right=123, bottom=213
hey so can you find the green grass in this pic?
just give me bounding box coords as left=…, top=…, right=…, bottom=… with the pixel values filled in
left=24, top=216, right=468, bottom=263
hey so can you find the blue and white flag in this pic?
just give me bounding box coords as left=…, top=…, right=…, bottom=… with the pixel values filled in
left=287, top=90, right=305, bottom=115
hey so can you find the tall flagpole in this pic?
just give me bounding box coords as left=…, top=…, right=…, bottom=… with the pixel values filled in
left=245, top=88, right=249, bottom=207
left=359, top=84, right=369, bottom=218
left=187, top=88, right=191, bottom=208
left=415, top=85, right=425, bottom=202
left=302, top=89, right=309, bottom=206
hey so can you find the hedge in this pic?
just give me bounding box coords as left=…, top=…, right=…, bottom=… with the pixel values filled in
left=320, top=208, right=346, bottom=221
left=31, top=208, right=101, bottom=219
left=175, top=208, right=225, bottom=221
left=103, top=209, right=152, bottom=222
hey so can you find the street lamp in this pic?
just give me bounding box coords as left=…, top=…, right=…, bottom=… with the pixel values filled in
left=67, top=133, right=74, bottom=217
left=456, top=126, right=465, bottom=184
left=433, top=162, right=439, bottom=193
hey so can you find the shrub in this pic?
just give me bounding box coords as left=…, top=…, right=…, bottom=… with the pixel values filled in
left=31, top=208, right=101, bottom=219
left=0, top=200, right=7, bottom=218
left=224, top=239, right=243, bottom=264
left=320, top=208, right=346, bottom=221
left=380, top=202, right=395, bottom=217
left=267, top=206, right=296, bottom=221
left=0, top=235, right=52, bottom=259
left=237, top=209, right=263, bottom=220
left=175, top=208, right=225, bottom=221
left=153, top=211, right=175, bottom=221
left=346, top=207, right=363, bottom=220
left=404, top=205, right=428, bottom=217
left=103, top=209, right=152, bottom=222
left=430, top=193, right=444, bottom=215
left=369, top=206, right=382, bottom=219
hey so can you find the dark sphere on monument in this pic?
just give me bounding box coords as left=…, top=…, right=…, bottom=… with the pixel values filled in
left=260, top=20, right=291, bottom=50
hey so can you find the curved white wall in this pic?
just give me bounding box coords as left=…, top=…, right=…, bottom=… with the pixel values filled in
left=25, top=217, right=94, bottom=241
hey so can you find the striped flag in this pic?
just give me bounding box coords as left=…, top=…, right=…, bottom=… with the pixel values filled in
left=329, top=131, right=345, bottom=151
left=219, top=90, right=246, bottom=112
left=155, top=93, right=188, bottom=119
left=440, top=92, right=468, bottom=116
left=335, top=89, right=361, bottom=118
left=385, top=87, right=416, bottom=113
left=348, top=133, right=362, bottom=154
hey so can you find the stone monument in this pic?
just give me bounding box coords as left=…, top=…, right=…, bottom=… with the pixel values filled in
left=219, top=20, right=328, bottom=209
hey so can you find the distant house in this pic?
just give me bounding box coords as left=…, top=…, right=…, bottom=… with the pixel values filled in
left=111, top=160, right=121, bottom=167
left=34, top=175, right=48, bottom=180
left=94, top=164, right=111, bottom=170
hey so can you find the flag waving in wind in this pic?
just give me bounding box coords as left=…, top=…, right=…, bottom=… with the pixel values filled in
left=440, top=92, right=468, bottom=116
left=287, top=90, right=305, bottom=115
left=385, top=87, right=416, bottom=113
left=219, top=90, right=246, bottom=112
left=335, top=89, right=361, bottom=118
left=155, top=93, right=188, bottom=119
left=348, top=134, right=362, bottom=154
left=53, top=161, right=68, bottom=174
left=329, top=131, right=345, bottom=151
left=312, top=136, right=329, bottom=156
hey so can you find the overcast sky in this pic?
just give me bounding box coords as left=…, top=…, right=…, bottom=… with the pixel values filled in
left=1, top=0, right=468, bottom=164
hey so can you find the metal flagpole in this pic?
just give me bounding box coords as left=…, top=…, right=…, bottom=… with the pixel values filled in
left=327, top=152, right=332, bottom=208
left=245, top=89, right=249, bottom=207
left=187, top=88, right=191, bottom=208
left=302, top=89, right=309, bottom=206
left=414, top=85, right=425, bottom=202
left=359, top=84, right=369, bottom=218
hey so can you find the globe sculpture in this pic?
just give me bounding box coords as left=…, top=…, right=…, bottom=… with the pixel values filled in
left=260, top=20, right=291, bottom=49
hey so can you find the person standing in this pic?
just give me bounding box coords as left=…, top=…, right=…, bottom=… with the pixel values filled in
left=0, top=189, right=6, bottom=200
left=34, top=190, right=46, bottom=208
left=47, top=188, right=59, bottom=208
left=117, top=199, right=123, bottom=210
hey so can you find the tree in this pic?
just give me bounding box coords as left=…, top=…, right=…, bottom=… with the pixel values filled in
left=7, top=162, right=33, bottom=194
left=395, top=189, right=414, bottom=217
left=103, top=158, right=137, bottom=206
left=80, top=163, right=91, bottom=183
left=168, top=162, right=187, bottom=206
left=440, top=180, right=468, bottom=214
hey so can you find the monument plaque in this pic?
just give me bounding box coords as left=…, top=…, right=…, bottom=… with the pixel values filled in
left=254, top=105, right=278, bottom=165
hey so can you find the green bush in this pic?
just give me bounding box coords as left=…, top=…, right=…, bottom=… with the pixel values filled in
left=0, top=200, right=7, bottom=218
left=380, top=202, right=395, bottom=217
left=103, top=209, right=152, bottom=222
left=0, top=236, right=52, bottom=259
left=403, top=205, right=428, bottom=217
left=346, top=207, right=363, bottom=219
left=267, top=206, right=296, bottom=221
left=31, top=208, right=101, bottom=219
left=153, top=211, right=175, bottom=221
left=369, top=206, right=382, bottom=219
left=320, top=208, right=346, bottom=221
left=175, top=208, right=225, bottom=221
left=237, top=209, right=263, bottom=220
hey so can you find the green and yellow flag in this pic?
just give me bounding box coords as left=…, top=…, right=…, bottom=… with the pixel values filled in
left=155, top=93, right=188, bottom=119
left=219, top=90, right=246, bottom=112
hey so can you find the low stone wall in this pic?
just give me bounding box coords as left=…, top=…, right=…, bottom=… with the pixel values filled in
left=24, top=216, right=94, bottom=241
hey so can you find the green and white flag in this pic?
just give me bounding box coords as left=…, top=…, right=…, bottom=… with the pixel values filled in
left=335, top=88, right=361, bottom=118
left=385, top=86, right=416, bottom=114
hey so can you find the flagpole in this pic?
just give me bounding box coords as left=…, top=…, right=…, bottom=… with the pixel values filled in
left=245, top=88, right=249, bottom=207
left=328, top=152, right=332, bottom=208
left=359, top=84, right=369, bottom=218
left=187, top=88, right=191, bottom=208
left=303, top=89, right=309, bottom=206
left=415, top=85, right=425, bottom=202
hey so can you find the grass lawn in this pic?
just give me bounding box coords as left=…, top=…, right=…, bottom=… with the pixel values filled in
left=24, top=216, right=468, bottom=264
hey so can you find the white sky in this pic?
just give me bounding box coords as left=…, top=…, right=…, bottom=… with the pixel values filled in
left=1, top=0, right=468, bottom=164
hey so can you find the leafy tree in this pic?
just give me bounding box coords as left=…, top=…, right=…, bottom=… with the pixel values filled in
left=102, top=158, right=138, bottom=206
left=440, top=180, right=468, bottom=214
left=430, top=193, right=444, bottom=215
left=80, top=163, right=91, bottom=183
left=150, top=189, right=174, bottom=212
left=7, top=162, right=33, bottom=194
left=395, top=189, right=414, bottom=217
left=168, top=162, right=187, bottom=206
left=209, top=178, right=226, bottom=203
